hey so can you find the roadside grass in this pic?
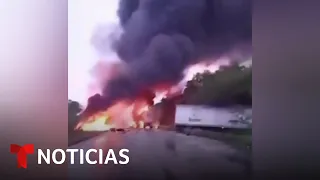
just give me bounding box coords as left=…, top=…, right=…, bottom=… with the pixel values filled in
left=179, top=128, right=252, bottom=151
left=68, top=130, right=105, bottom=146
left=68, top=115, right=106, bottom=146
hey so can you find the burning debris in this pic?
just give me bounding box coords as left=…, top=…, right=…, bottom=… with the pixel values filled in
left=75, top=92, right=159, bottom=131
left=75, top=0, right=252, bottom=131
left=74, top=60, right=229, bottom=131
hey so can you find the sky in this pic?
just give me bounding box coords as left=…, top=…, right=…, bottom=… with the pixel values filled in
left=68, top=0, right=119, bottom=105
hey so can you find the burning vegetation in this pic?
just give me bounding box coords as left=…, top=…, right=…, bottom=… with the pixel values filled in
left=70, top=0, right=252, bottom=132
left=73, top=60, right=252, bottom=132
left=75, top=90, right=158, bottom=131
left=75, top=100, right=150, bottom=131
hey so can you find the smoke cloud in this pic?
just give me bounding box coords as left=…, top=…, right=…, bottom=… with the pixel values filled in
left=90, top=0, right=252, bottom=110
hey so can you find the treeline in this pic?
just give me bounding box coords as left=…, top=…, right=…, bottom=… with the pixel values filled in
left=68, top=62, right=252, bottom=128
left=182, top=62, right=252, bottom=107
left=68, top=100, right=82, bottom=131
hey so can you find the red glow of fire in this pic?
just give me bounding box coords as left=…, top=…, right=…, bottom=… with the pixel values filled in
left=75, top=99, right=155, bottom=131
left=75, top=59, right=228, bottom=131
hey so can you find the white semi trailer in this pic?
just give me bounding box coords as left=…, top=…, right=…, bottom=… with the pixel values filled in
left=174, top=104, right=251, bottom=130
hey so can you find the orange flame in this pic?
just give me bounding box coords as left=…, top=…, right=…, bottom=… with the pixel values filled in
left=75, top=100, right=158, bottom=131
left=76, top=59, right=230, bottom=131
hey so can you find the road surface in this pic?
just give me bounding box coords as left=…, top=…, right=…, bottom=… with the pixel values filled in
left=68, top=129, right=250, bottom=180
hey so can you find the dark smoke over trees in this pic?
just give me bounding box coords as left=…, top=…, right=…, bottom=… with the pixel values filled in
left=92, top=0, right=252, bottom=110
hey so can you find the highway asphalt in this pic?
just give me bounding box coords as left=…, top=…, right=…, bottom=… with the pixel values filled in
left=68, top=129, right=250, bottom=180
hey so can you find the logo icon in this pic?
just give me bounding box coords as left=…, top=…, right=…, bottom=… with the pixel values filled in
left=10, top=144, right=34, bottom=168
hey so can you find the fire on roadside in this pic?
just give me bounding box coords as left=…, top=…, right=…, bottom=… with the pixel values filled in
left=74, top=60, right=228, bottom=132
left=74, top=99, right=158, bottom=131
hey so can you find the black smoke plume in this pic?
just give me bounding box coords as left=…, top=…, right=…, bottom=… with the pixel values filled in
left=90, top=0, right=252, bottom=111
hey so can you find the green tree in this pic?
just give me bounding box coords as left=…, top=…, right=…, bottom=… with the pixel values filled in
left=68, top=100, right=82, bottom=131
left=183, top=64, right=252, bottom=106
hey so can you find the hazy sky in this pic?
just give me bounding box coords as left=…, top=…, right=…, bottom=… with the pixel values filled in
left=68, top=0, right=119, bottom=105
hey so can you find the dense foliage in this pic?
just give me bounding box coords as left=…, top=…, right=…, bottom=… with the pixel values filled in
left=68, top=100, right=82, bottom=131
left=183, top=63, right=252, bottom=107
